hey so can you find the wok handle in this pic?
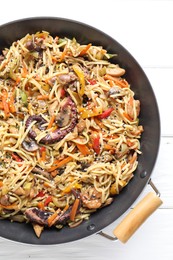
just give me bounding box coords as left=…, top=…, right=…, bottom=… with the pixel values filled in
left=113, top=192, right=163, bottom=243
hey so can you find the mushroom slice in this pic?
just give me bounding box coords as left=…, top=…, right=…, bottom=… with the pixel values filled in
left=22, top=139, right=39, bottom=152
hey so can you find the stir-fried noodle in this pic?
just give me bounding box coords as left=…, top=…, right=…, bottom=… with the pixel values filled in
left=0, top=32, right=143, bottom=237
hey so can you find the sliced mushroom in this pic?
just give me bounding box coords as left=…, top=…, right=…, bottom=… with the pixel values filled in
left=22, top=139, right=39, bottom=152
left=48, top=100, right=59, bottom=116
left=56, top=106, right=71, bottom=128
left=32, top=166, right=51, bottom=179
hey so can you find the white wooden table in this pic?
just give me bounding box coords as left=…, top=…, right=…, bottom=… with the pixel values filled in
left=0, top=0, right=172, bottom=259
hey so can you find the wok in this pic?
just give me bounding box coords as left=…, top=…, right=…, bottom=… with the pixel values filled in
left=0, top=17, right=161, bottom=244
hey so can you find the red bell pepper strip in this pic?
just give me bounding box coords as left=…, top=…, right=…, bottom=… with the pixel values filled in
left=97, top=108, right=114, bottom=119
left=12, top=153, right=23, bottom=162
left=36, top=191, right=45, bottom=198
left=44, top=196, right=53, bottom=206
left=88, top=79, right=97, bottom=85
left=92, top=135, right=100, bottom=154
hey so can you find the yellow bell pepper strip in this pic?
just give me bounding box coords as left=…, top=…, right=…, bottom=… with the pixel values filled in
left=72, top=64, right=85, bottom=96
left=97, top=107, right=114, bottom=119
left=78, top=106, right=102, bottom=119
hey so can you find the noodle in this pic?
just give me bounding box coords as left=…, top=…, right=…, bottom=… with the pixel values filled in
left=0, top=31, right=143, bottom=237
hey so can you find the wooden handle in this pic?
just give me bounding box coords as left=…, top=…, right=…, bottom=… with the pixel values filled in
left=113, top=192, right=163, bottom=243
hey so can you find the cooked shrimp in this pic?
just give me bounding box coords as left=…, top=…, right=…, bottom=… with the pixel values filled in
left=127, top=97, right=140, bottom=119
left=81, top=188, right=102, bottom=209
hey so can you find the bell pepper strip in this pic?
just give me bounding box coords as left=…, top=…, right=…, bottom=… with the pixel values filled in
left=79, top=43, right=92, bottom=56
left=72, top=64, right=85, bottom=96
left=91, top=132, right=100, bottom=154
left=104, top=74, right=129, bottom=88
left=87, top=78, right=97, bottom=85
left=44, top=196, right=53, bottom=206
left=97, top=107, right=114, bottom=119
left=78, top=106, right=102, bottom=119
left=39, top=146, right=46, bottom=161
left=2, top=90, right=10, bottom=118
left=12, top=153, right=23, bottom=162
left=36, top=190, right=45, bottom=198
left=70, top=198, right=80, bottom=221
left=76, top=143, right=90, bottom=156
left=47, top=156, right=73, bottom=172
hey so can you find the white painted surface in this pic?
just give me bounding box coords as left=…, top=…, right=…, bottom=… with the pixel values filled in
left=0, top=0, right=172, bottom=259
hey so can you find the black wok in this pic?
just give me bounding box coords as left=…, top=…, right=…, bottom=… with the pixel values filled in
left=0, top=17, right=160, bottom=244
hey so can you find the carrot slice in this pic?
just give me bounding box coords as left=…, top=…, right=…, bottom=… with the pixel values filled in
left=104, top=74, right=129, bottom=88
left=47, top=156, right=73, bottom=172
left=76, top=143, right=90, bottom=156
left=47, top=114, right=55, bottom=129
left=70, top=198, right=80, bottom=221
left=37, top=95, right=49, bottom=100
left=79, top=43, right=91, bottom=56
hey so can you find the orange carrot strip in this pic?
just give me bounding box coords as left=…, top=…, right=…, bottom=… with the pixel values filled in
left=129, top=152, right=137, bottom=165
left=47, top=211, right=59, bottom=227
left=8, top=93, right=16, bottom=113
left=21, top=65, right=28, bottom=78
left=94, top=117, right=105, bottom=129
left=47, top=114, right=55, bottom=129
left=37, top=95, right=49, bottom=100
left=123, top=112, right=133, bottom=122
left=79, top=43, right=92, bottom=56
left=37, top=202, right=45, bottom=210
left=76, top=143, right=90, bottom=156
left=104, top=144, right=115, bottom=150
left=63, top=204, right=69, bottom=212
left=104, top=74, right=129, bottom=88
left=47, top=156, right=73, bottom=172
left=0, top=102, right=3, bottom=109
left=70, top=198, right=80, bottom=221
left=0, top=203, right=18, bottom=210
left=59, top=46, right=67, bottom=62
left=0, top=181, right=3, bottom=188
